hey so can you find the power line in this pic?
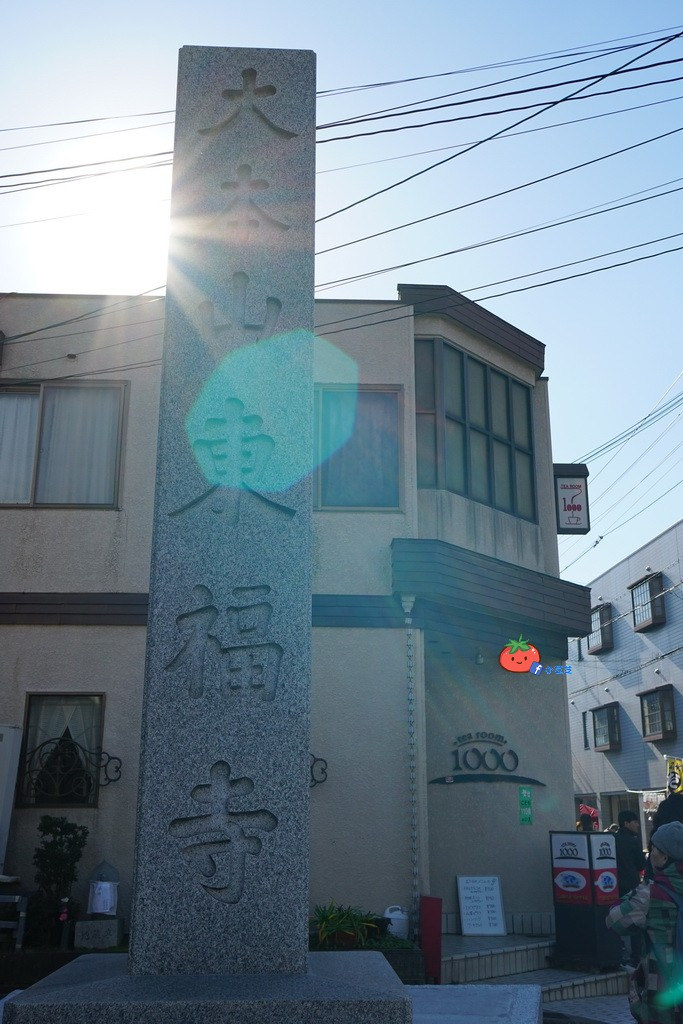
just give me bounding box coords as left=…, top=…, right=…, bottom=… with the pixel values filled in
left=317, top=71, right=683, bottom=143
left=315, top=178, right=683, bottom=290
left=318, top=42, right=653, bottom=127
left=317, top=92, right=683, bottom=174
left=316, top=123, right=683, bottom=256
left=0, top=159, right=171, bottom=197
left=318, top=55, right=683, bottom=132
left=0, top=120, right=175, bottom=155
left=1, top=289, right=165, bottom=346
left=3, top=330, right=164, bottom=376
left=315, top=29, right=683, bottom=224
left=1, top=111, right=174, bottom=135
left=0, top=152, right=173, bottom=183
left=317, top=25, right=683, bottom=95
left=561, top=480, right=683, bottom=573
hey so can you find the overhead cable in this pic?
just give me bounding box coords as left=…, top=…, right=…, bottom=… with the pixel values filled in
left=315, top=28, right=683, bottom=224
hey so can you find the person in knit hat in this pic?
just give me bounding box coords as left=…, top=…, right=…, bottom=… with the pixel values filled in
left=608, top=820, right=683, bottom=1023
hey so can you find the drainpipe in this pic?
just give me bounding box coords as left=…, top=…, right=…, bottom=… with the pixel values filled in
left=401, top=593, right=419, bottom=933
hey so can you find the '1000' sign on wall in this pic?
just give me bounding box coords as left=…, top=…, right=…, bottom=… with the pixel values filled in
left=429, top=732, right=545, bottom=788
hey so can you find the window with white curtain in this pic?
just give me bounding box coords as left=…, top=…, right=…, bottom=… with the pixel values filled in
left=17, top=695, right=103, bottom=807
left=0, top=383, right=125, bottom=507
left=315, top=386, right=401, bottom=509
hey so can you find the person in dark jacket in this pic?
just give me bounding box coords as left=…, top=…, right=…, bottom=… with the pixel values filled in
left=652, top=792, right=683, bottom=834
left=646, top=794, right=683, bottom=881
left=616, top=810, right=647, bottom=966
left=616, top=810, right=647, bottom=895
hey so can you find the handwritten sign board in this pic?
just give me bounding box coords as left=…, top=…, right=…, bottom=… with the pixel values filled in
left=457, top=875, right=506, bottom=935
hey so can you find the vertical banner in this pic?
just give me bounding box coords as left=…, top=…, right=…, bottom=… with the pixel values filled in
left=550, top=832, right=591, bottom=906
left=589, top=833, right=619, bottom=905
left=519, top=785, right=533, bottom=825
left=666, top=757, right=683, bottom=794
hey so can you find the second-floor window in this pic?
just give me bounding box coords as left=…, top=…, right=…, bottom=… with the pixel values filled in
left=315, top=386, right=401, bottom=510
left=639, top=685, right=676, bottom=742
left=0, top=382, right=125, bottom=508
left=587, top=604, right=614, bottom=654
left=415, top=338, right=536, bottom=520
left=629, top=573, right=666, bottom=632
left=591, top=702, right=621, bottom=752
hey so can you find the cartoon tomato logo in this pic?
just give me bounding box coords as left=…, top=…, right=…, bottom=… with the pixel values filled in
left=499, top=635, right=541, bottom=673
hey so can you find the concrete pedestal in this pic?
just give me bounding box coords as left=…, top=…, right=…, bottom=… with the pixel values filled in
left=4, top=952, right=411, bottom=1024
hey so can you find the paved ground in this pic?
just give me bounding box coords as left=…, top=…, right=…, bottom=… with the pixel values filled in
left=545, top=994, right=633, bottom=1023
left=0, top=985, right=637, bottom=1024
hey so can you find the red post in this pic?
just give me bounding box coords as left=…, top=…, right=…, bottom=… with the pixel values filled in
left=419, top=895, right=442, bottom=984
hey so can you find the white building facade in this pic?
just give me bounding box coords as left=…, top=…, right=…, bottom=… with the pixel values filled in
left=568, top=520, right=683, bottom=834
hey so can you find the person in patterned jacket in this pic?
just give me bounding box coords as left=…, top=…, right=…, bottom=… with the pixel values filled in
left=607, top=821, right=683, bottom=1024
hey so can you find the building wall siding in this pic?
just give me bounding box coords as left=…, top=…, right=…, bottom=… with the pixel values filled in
left=569, top=521, right=683, bottom=800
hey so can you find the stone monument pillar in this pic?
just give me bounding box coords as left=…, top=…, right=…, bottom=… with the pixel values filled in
left=128, top=43, right=315, bottom=978
left=5, top=45, right=411, bottom=1024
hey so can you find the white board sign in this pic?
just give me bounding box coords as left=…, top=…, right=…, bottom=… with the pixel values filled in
left=457, top=875, right=506, bottom=935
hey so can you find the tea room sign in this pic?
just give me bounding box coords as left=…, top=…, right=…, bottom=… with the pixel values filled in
left=553, top=463, right=590, bottom=535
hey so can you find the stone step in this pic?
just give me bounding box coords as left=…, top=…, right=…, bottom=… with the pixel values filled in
left=470, top=966, right=630, bottom=1002
left=441, top=937, right=555, bottom=983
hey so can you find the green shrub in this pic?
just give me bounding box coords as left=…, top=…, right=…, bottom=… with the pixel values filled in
left=309, top=901, right=383, bottom=950
left=25, top=816, right=89, bottom=948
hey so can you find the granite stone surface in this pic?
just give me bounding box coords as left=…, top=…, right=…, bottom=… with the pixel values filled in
left=4, top=953, right=412, bottom=1024
left=128, top=45, right=316, bottom=976
left=406, top=983, right=542, bottom=1023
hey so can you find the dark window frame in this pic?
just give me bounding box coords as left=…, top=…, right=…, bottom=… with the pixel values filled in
left=582, top=710, right=590, bottom=750
left=638, top=684, right=676, bottom=742
left=628, top=572, right=666, bottom=632
left=0, top=380, right=127, bottom=509
left=314, top=384, right=403, bottom=512
left=587, top=604, right=614, bottom=654
left=590, top=701, right=621, bottom=752
left=414, top=336, right=537, bottom=521
left=16, top=693, right=105, bottom=809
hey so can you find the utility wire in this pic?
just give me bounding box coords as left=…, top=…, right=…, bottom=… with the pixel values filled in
left=317, top=72, right=683, bottom=142
left=315, top=178, right=683, bottom=290
left=316, top=29, right=683, bottom=224
left=561, top=479, right=683, bottom=573
left=1, top=288, right=165, bottom=346
left=317, top=92, right=683, bottom=174
left=0, top=121, right=175, bottom=155
left=317, top=25, right=683, bottom=95
left=0, top=152, right=173, bottom=182
left=1, top=111, right=174, bottom=134
left=318, top=55, right=683, bottom=131
left=316, top=123, right=683, bottom=256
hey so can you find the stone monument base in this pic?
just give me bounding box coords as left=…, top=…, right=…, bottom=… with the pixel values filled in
left=74, top=917, right=125, bottom=950
left=4, top=951, right=412, bottom=1024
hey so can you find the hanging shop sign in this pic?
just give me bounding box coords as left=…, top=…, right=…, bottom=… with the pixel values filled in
left=429, top=731, right=545, bottom=787
left=553, top=463, right=590, bottom=535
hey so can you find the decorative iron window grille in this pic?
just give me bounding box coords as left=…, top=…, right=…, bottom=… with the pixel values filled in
left=310, top=754, right=327, bottom=788
left=638, top=684, right=676, bottom=742
left=17, top=734, right=121, bottom=808
left=590, top=702, right=621, bottom=753
left=628, top=573, right=666, bottom=632
left=587, top=604, right=614, bottom=654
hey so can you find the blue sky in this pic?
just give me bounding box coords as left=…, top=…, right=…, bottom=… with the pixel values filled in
left=2, top=1, right=683, bottom=587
